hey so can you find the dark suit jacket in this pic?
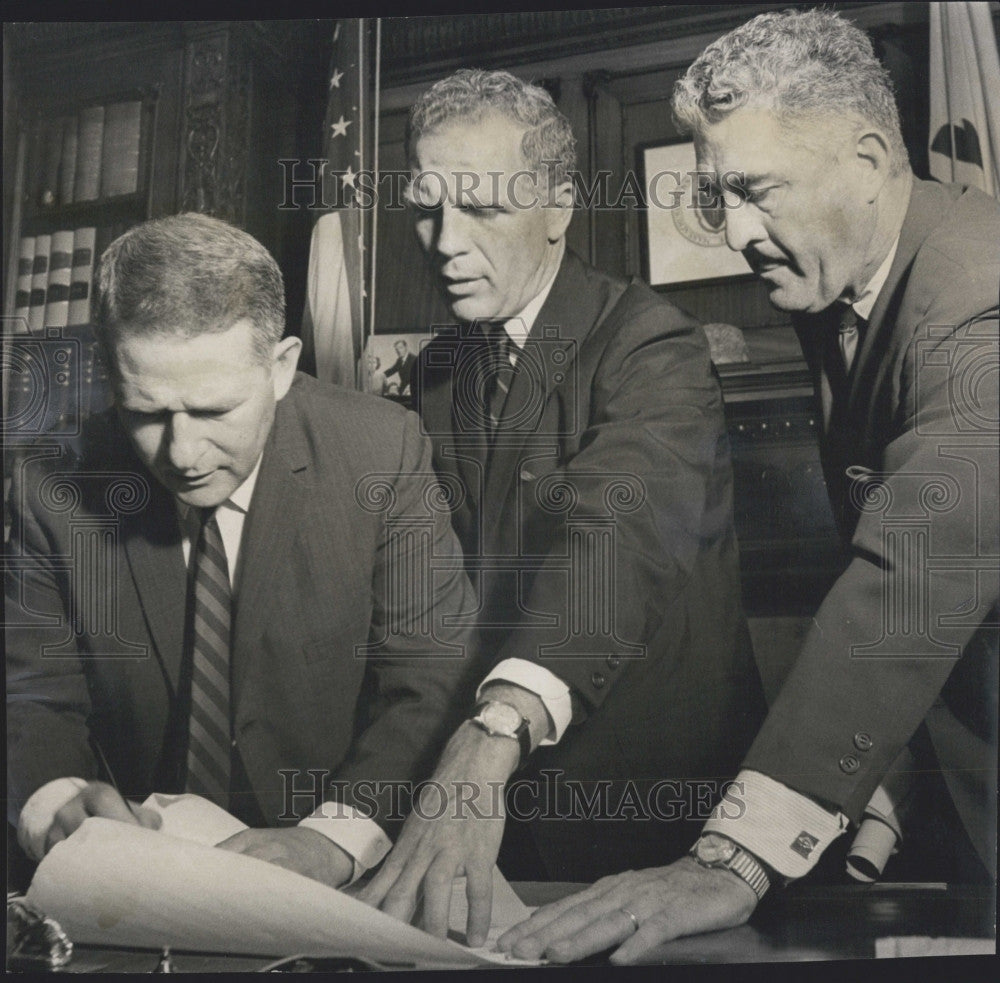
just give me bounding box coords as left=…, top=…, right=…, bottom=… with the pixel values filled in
left=385, top=352, right=417, bottom=392
left=413, top=250, right=766, bottom=880
left=6, top=373, right=479, bottom=836
left=744, top=180, right=999, bottom=872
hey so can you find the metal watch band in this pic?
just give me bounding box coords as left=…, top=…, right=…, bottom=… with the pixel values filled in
left=690, top=836, right=770, bottom=901
left=724, top=847, right=770, bottom=900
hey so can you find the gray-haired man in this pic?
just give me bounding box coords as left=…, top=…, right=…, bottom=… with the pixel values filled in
left=499, top=9, right=998, bottom=963
left=359, top=68, right=766, bottom=945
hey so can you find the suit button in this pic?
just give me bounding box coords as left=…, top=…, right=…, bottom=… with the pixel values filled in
left=607, top=656, right=621, bottom=670
left=853, top=732, right=873, bottom=752
left=839, top=754, right=860, bottom=774
left=591, top=671, right=606, bottom=689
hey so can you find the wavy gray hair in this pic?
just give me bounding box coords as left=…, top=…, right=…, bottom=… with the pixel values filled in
left=407, top=69, right=576, bottom=186
left=672, top=9, right=909, bottom=174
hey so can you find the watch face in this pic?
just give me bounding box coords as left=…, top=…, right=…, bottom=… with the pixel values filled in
left=481, top=702, right=521, bottom=735
left=697, top=834, right=737, bottom=864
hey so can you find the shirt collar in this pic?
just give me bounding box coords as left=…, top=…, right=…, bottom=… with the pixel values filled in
left=176, top=453, right=263, bottom=525
left=849, top=235, right=900, bottom=322
left=500, top=241, right=565, bottom=350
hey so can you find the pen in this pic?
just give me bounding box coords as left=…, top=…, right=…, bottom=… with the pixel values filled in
left=90, top=736, right=139, bottom=818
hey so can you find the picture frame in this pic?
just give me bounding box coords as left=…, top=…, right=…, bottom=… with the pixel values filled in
left=361, top=332, right=432, bottom=409
left=637, top=138, right=754, bottom=288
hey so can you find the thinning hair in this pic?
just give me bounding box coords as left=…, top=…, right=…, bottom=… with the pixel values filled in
left=95, top=212, right=286, bottom=363
left=672, top=9, right=909, bottom=173
left=407, top=69, right=577, bottom=186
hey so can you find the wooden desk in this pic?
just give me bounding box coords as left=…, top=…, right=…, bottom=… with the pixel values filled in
left=19, top=882, right=994, bottom=971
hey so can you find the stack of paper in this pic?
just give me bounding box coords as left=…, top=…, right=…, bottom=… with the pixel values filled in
left=26, top=794, right=539, bottom=968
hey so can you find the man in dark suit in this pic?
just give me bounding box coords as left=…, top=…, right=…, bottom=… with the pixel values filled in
left=358, top=69, right=766, bottom=944
left=384, top=339, right=416, bottom=395
left=6, top=213, right=477, bottom=889
left=499, top=9, right=998, bottom=964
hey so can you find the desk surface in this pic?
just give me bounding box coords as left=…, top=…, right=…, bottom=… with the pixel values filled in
left=18, top=882, right=995, bottom=972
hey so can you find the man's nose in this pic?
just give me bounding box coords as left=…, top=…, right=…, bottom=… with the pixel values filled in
left=165, top=414, right=203, bottom=471
left=723, top=197, right=766, bottom=253
left=435, top=201, right=468, bottom=257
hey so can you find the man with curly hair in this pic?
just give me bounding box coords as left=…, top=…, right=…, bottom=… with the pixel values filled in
left=358, top=67, right=765, bottom=946
left=498, top=9, right=998, bottom=962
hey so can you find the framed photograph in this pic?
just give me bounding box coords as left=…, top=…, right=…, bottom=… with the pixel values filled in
left=638, top=139, right=753, bottom=288
left=361, top=332, right=431, bottom=407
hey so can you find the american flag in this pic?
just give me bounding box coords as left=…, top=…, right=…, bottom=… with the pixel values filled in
left=301, top=19, right=370, bottom=387
left=928, top=2, right=1000, bottom=197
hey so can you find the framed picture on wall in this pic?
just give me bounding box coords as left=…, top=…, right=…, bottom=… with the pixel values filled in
left=638, top=138, right=754, bottom=288
left=361, top=332, right=432, bottom=408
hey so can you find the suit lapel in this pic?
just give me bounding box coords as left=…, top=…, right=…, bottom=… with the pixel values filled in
left=121, top=481, right=188, bottom=695
left=418, top=323, right=490, bottom=547
left=231, top=412, right=309, bottom=705
left=483, top=253, right=618, bottom=524
left=848, top=180, right=940, bottom=406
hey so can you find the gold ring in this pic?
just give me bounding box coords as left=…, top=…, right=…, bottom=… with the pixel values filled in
left=620, top=907, right=639, bottom=933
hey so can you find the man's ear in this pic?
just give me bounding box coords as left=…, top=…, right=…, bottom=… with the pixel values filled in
left=854, top=129, right=893, bottom=202
left=545, top=180, right=575, bottom=242
left=271, top=336, right=302, bottom=400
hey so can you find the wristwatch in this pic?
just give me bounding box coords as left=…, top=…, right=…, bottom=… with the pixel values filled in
left=689, top=833, right=770, bottom=901
left=469, top=700, right=531, bottom=769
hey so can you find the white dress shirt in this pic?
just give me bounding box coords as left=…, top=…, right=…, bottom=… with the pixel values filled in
left=837, top=236, right=900, bottom=371
left=703, top=235, right=910, bottom=880
left=17, top=456, right=391, bottom=881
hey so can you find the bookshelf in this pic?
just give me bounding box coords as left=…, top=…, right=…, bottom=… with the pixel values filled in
left=5, top=91, right=158, bottom=442
left=2, top=22, right=326, bottom=478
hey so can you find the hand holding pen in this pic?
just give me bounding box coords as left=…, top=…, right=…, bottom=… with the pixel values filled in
left=42, top=781, right=162, bottom=856
left=34, top=740, right=163, bottom=859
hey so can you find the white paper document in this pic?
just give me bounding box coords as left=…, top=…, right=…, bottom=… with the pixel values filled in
left=26, top=794, right=540, bottom=968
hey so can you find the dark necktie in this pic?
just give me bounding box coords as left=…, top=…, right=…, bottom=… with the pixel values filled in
left=484, top=323, right=516, bottom=435
left=184, top=509, right=232, bottom=806
left=837, top=303, right=866, bottom=373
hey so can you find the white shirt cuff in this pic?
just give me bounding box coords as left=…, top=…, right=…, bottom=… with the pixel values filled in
left=703, top=770, right=849, bottom=880
left=298, top=804, right=393, bottom=885
left=478, top=658, right=572, bottom=744
left=18, top=777, right=89, bottom=862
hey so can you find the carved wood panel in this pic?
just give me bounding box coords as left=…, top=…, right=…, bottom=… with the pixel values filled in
left=180, top=30, right=250, bottom=226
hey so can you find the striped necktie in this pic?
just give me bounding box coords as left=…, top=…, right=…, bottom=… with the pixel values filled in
left=185, top=508, right=232, bottom=806
left=484, top=323, right=516, bottom=435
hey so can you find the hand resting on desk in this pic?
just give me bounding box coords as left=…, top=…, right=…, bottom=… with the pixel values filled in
left=496, top=856, right=758, bottom=964
left=217, top=827, right=354, bottom=890
left=356, top=719, right=519, bottom=947
left=44, top=781, right=162, bottom=855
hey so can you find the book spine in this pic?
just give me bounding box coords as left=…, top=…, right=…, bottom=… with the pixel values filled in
left=74, top=105, right=105, bottom=202
left=39, top=117, right=64, bottom=208
left=13, top=236, right=36, bottom=329
left=45, top=328, right=79, bottom=435
left=5, top=339, right=37, bottom=439
left=87, top=335, right=112, bottom=418
left=28, top=234, right=52, bottom=331
left=68, top=227, right=97, bottom=326
left=44, top=230, right=75, bottom=329
left=117, top=101, right=142, bottom=195
left=59, top=114, right=79, bottom=206
left=26, top=118, right=45, bottom=211
left=100, top=102, right=125, bottom=198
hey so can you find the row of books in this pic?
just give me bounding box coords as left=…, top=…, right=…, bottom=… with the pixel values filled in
left=12, top=225, right=131, bottom=333
left=30, top=101, right=143, bottom=209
